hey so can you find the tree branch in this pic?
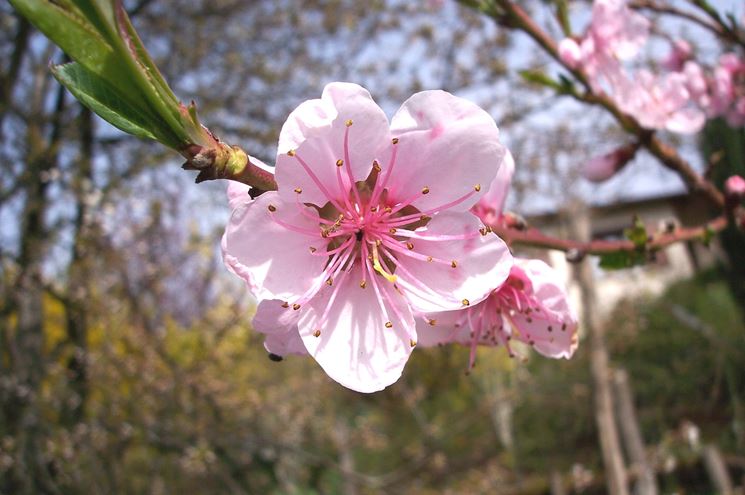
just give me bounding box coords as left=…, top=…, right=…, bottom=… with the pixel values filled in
left=490, top=214, right=729, bottom=257
left=490, top=1, right=725, bottom=210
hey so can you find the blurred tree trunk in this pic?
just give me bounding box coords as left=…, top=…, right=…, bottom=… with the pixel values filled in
left=0, top=16, right=30, bottom=127
left=2, top=78, right=67, bottom=494
left=61, top=107, right=93, bottom=426
left=613, top=368, right=658, bottom=495
left=701, top=120, right=745, bottom=450
left=701, top=121, right=745, bottom=317
left=569, top=206, right=629, bottom=495
left=702, top=445, right=734, bottom=495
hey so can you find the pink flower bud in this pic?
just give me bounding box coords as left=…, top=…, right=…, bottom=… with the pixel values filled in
left=725, top=175, right=745, bottom=197
left=558, top=38, right=583, bottom=69
left=581, top=142, right=639, bottom=183
left=662, top=39, right=692, bottom=71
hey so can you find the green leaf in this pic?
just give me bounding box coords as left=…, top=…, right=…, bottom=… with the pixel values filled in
left=519, top=70, right=562, bottom=90
left=52, top=62, right=182, bottom=148
left=624, top=216, right=648, bottom=248
left=10, top=0, right=202, bottom=150
left=555, top=0, right=571, bottom=36
left=599, top=251, right=646, bottom=270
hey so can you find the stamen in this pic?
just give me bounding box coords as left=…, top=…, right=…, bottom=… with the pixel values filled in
left=372, top=242, right=397, bottom=283
left=372, top=160, right=381, bottom=172
left=267, top=204, right=277, bottom=212
left=281, top=302, right=290, bottom=308
left=313, top=330, right=321, bottom=337
left=410, top=339, right=416, bottom=347
left=421, top=186, right=430, bottom=195
left=345, top=119, right=353, bottom=126
left=336, top=159, right=344, bottom=167
left=385, top=321, right=393, bottom=328
left=294, top=187, right=303, bottom=194
left=406, top=242, right=414, bottom=250
left=393, top=228, right=483, bottom=242
left=451, top=260, right=458, bottom=268
left=343, top=124, right=364, bottom=209
left=474, top=184, right=481, bottom=192
left=292, top=153, right=346, bottom=212
left=392, top=137, right=399, bottom=144
left=462, top=299, right=470, bottom=306
left=292, top=304, right=301, bottom=310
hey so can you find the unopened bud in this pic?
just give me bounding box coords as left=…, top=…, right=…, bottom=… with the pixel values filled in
left=662, top=39, right=692, bottom=71
left=725, top=175, right=745, bottom=198
left=581, top=142, right=640, bottom=183
left=558, top=38, right=582, bottom=69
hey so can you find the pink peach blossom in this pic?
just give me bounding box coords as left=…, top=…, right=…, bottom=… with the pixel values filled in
left=223, top=83, right=513, bottom=392
left=614, top=70, right=705, bottom=133
left=417, top=259, right=579, bottom=368
left=725, top=175, right=745, bottom=197
left=662, top=39, right=692, bottom=72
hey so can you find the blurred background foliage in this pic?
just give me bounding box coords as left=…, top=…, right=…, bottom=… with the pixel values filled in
left=1, top=0, right=744, bottom=493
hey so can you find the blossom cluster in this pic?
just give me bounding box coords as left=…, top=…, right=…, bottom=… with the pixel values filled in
left=559, top=0, right=745, bottom=182
left=222, top=83, right=578, bottom=392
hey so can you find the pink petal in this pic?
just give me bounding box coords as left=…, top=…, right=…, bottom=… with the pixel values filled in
left=298, top=266, right=415, bottom=393
left=275, top=82, right=390, bottom=207
left=253, top=299, right=301, bottom=335
left=558, top=38, right=582, bottom=68
left=665, top=108, right=705, bottom=134
left=725, top=175, right=745, bottom=196
left=253, top=300, right=308, bottom=358
left=222, top=191, right=328, bottom=301
left=414, top=311, right=469, bottom=347
left=475, top=148, right=515, bottom=217
left=509, top=259, right=578, bottom=359
left=264, top=330, right=308, bottom=357
left=386, top=90, right=504, bottom=213
left=227, top=180, right=252, bottom=210
left=396, top=211, right=513, bottom=313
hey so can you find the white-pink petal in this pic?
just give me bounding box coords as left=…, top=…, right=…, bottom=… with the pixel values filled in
left=298, top=267, right=415, bottom=393
left=222, top=191, right=328, bottom=301
left=386, top=90, right=504, bottom=213
left=275, top=82, right=390, bottom=207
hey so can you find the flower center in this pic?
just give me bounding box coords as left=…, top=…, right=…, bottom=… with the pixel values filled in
left=267, top=119, right=489, bottom=336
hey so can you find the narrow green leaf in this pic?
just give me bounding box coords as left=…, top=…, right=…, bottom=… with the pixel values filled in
left=52, top=62, right=182, bottom=148
left=555, top=0, right=571, bottom=36
left=519, top=70, right=563, bottom=90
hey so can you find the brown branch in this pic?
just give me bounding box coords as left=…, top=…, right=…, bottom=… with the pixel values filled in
left=492, top=1, right=725, bottom=210
left=490, top=215, right=728, bottom=256
left=628, top=0, right=724, bottom=38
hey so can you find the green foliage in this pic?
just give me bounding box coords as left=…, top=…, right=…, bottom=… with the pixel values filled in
left=598, top=250, right=645, bottom=270
left=9, top=0, right=204, bottom=150
left=599, top=217, right=649, bottom=270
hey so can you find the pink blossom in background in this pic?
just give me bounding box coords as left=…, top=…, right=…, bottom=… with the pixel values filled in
left=223, top=83, right=513, bottom=392
left=416, top=259, right=579, bottom=369
left=614, top=70, right=705, bottom=134
left=558, top=38, right=583, bottom=69
left=662, top=39, right=692, bottom=72
left=725, top=175, right=745, bottom=198
left=558, top=0, right=649, bottom=90
left=709, top=53, right=745, bottom=127
left=589, top=0, right=649, bottom=61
